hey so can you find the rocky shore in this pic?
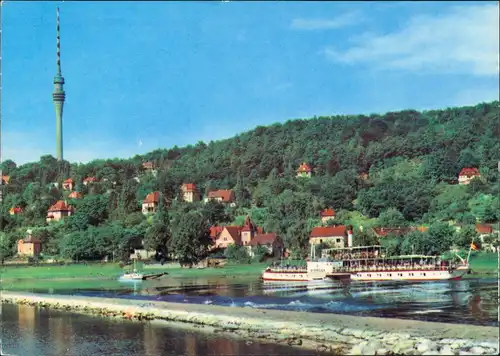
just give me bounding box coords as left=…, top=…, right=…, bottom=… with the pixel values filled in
left=1, top=291, right=498, bottom=355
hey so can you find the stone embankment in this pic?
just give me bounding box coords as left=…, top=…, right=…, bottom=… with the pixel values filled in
left=1, top=291, right=498, bottom=355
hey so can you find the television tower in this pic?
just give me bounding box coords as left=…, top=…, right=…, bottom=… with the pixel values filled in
left=53, top=7, right=65, bottom=161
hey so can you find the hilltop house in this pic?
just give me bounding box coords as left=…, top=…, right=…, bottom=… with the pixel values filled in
left=62, top=178, right=74, bottom=190
left=296, top=162, right=312, bottom=178
left=205, top=189, right=235, bottom=206
left=458, top=168, right=481, bottom=185
left=320, top=208, right=336, bottom=223
left=68, top=191, right=83, bottom=199
left=9, top=207, right=23, bottom=215
left=17, top=230, right=41, bottom=257
left=142, top=191, right=168, bottom=214
left=309, top=225, right=346, bottom=248
left=46, top=200, right=73, bottom=222
left=181, top=183, right=200, bottom=203
left=83, top=177, right=98, bottom=186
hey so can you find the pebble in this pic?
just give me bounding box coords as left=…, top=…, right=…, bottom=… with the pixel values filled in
left=468, top=347, right=485, bottom=354
left=440, top=345, right=455, bottom=355
left=416, top=340, right=436, bottom=353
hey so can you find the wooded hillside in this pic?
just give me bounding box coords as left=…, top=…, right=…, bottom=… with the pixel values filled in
left=1, top=101, right=498, bottom=262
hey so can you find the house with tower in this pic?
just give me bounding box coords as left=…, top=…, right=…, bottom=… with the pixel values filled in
left=210, top=216, right=283, bottom=256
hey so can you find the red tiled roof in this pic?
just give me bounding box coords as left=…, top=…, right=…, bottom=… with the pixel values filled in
left=296, top=162, right=312, bottom=173
left=68, top=191, right=82, bottom=199
left=222, top=226, right=241, bottom=243
left=63, top=178, right=73, bottom=184
left=241, top=216, right=256, bottom=232
left=9, top=207, right=23, bottom=214
left=310, top=225, right=346, bottom=238
left=142, top=162, right=155, bottom=169
left=210, top=226, right=224, bottom=239
left=459, top=168, right=480, bottom=177
left=182, top=183, right=197, bottom=192
left=1, top=175, right=9, bottom=184
left=143, top=191, right=161, bottom=204
left=320, top=208, right=336, bottom=217
left=248, top=233, right=278, bottom=246
left=372, top=227, right=415, bottom=237
left=476, top=224, right=493, bottom=234
left=48, top=200, right=73, bottom=212
left=207, top=189, right=234, bottom=202
left=83, top=177, right=97, bottom=183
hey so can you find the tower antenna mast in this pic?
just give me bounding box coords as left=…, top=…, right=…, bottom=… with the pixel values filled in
left=53, top=6, right=66, bottom=161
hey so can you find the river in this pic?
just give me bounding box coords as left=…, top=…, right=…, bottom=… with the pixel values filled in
left=1, top=303, right=330, bottom=356
left=10, top=275, right=499, bottom=326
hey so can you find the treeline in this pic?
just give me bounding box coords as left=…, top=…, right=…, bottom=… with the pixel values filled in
left=0, top=101, right=499, bottom=262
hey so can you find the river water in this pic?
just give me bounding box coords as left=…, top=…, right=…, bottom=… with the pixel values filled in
left=15, top=276, right=500, bottom=326
left=1, top=276, right=498, bottom=355
left=0, top=303, right=326, bottom=356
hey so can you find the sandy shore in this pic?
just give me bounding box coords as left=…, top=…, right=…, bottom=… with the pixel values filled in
left=1, top=291, right=498, bottom=355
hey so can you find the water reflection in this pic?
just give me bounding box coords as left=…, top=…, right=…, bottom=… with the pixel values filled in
left=2, top=304, right=320, bottom=356
left=22, top=275, right=499, bottom=327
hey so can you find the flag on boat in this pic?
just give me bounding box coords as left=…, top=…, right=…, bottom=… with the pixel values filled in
left=471, top=243, right=478, bottom=250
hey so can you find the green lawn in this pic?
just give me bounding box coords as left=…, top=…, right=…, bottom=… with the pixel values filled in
left=0, top=263, right=123, bottom=280
left=468, top=252, right=498, bottom=274
left=0, top=262, right=267, bottom=281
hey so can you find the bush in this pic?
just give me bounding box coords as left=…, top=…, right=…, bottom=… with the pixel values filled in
left=251, top=245, right=268, bottom=262
left=224, top=244, right=251, bottom=264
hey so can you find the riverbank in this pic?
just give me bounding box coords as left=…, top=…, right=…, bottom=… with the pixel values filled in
left=0, top=262, right=267, bottom=281
left=1, top=252, right=496, bottom=282
left=1, top=291, right=498, bottom=355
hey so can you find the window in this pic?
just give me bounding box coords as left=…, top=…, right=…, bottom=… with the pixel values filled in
left=336, top=238, right=341, bottom=243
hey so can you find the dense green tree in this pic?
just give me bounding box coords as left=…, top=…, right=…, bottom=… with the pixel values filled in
left=170, top=210, right=212, bottom=266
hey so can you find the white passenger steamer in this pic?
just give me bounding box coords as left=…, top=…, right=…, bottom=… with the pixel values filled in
left=261, top=239, right=351, bottom=282
left=321, top=245, right=470, bottom=282
left=262, top=229, right=471, bottom=283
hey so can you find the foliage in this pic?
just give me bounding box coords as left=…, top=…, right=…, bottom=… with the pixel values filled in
left=0, top=101, right=498, bottom=261
left=224, top=244, right=251, bottom=264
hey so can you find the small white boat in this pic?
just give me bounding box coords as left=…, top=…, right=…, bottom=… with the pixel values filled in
left=119, top=260, right=144, bottom=281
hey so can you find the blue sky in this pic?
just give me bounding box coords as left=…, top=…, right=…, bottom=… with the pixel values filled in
left=2, top=1, right=498, bottom=164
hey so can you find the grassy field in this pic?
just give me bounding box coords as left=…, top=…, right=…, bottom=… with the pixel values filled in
left=468, top=252, right=498, bottom=274
left=0, top=261, right=266, bottom=281
left=0, top=252, right=496, bottom=285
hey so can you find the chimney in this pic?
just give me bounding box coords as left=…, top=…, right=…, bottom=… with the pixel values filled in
left=347, top=229, right=353, bottom=247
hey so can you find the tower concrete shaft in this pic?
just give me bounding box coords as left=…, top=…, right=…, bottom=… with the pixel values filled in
left=52, top=7, right=65, bottom=161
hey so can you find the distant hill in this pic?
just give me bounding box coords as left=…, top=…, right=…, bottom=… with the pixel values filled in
left=1, top=101, right=498, bottom=261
